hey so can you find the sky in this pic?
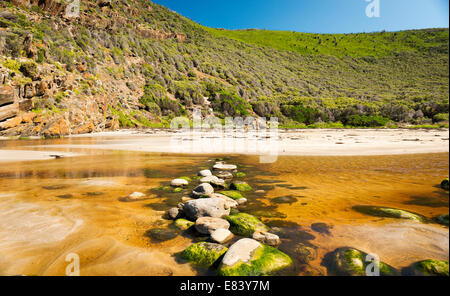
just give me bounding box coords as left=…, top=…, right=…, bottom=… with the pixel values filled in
left=152, top=0, right=449, bottom=33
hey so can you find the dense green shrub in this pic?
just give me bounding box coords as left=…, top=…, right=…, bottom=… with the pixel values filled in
left=346, top=115, right=390, bottom=127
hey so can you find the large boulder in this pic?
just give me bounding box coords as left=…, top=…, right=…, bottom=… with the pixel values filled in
left=183, top=198, right=231, bottom=220
left=325, top=247, right=398, bottom=276
left=192, top=183, right=214, bottom=197
left=210, top=193, right=238, bottom=208
left=0, top=86, right=16, bottom=106
left=217, top=238, right=293, bottom=276
left=225, top=213, right=269, bottom=236
left=180, top=242, right=228, bottom=268
left=352, top=206, right=424, bottom=222
left=404, top=259, right=449, bottom=276
left=195, top=217, right=230, bottom=235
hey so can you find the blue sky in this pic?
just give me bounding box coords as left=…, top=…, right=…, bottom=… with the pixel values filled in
left=152, top=0, right=449, bottom=33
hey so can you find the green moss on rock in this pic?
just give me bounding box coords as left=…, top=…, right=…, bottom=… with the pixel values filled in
left=235, top=172, right=247, bottom=178
left=409, top=259, right=449, bottom=276
left=220, top=190, right=244, bottom=200
left=173, top=187, right=183, bottom=193
left=327, top=247, right=398, bottom=276
left=226, top=213, right=269, bottom=236
left=178, top=176, right=192, bottom=182
left=230, top=182, right=252, bottom=192
left=174, top=219, right=195, bottom=230
left=218, top=244, right=293, bottom=276
left=353, top=206, right=424, bottom=222
left=180, top=242, right=228, bottom=268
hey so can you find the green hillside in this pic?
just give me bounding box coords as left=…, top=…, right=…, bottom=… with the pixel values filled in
left=0, top=0, right=448, bottom=137
left=206, top=28, right=449, bottom=58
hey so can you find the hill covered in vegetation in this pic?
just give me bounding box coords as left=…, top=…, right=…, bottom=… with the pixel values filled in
left=0, top=0, right=448, bottom=137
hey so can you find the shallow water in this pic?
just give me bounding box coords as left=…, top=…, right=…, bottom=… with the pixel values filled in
left=0, top=137, right=448, bottom=276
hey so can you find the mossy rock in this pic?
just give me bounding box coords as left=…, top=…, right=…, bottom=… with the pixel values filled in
left=156, top=185, right=172, bottom=192
left=441, top=178, right=449, bottom=190
left=326, top=247, right=398, bottom=276
left=173, top=187, right=184, bottom=193
left=353, top=206, right=424, bottom=222
left=225, top=213, right=269, bottom=236
left=220, top=190, right=244, bottom=200
left=230, top=182, right=252, bottom=192
left=235, top=172, right=246, bottom=178
left=407, top=259, right=449, bottom=276
left=434, top=214, right=449, bottom=226
left=180, top=242, right=228, bottom=268
left=174, top=219, right=195, bottom=230
left=218, top=243, right=293, bottom=276
left=178, top=176, right=192, bottom=182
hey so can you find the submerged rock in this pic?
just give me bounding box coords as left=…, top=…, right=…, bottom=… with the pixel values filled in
left=293, top=243, right=317, bottom=264
left=121, top=192, right=147, bottom=202
left=235, top=172, right=247, bottom=178
left=211, top=229, right=234, bottom=244
left=441, top=178, right=449, bottom=190
left=174, top=219, right=195, bottom=230
left=353, top=206, right=424, bottom=222
left=192, top=183, right=214, bottom=197
left=168, top=208, right=183, bottom=220
left=230, top=181, right=252, bottom=192
left=405, top=259, right=449, bottom=276
left=215, top=171, right=234, bottom=180
left=195, top=217, right=230, bottom=235
left=217, top=238, right=293, bottom=276
left=226, top=213, right=269, bottom=236
left=198, top=170, right=212, bottom=177
left=213, top=163, right=237, bottom=171
left=252, top=232, right=281, bottom=247
left=183, top=198, right=231, bottom=220
left=272, top=195, right=298, bottom=204
left=171, top=178, right=189, bottom=187
left=435, top=214, right=449, bottom=226
left=325, top=247, right=398, bottom=276
left=200, top=176, right=226, bottom=188
left=146, top=228, right=178, bottom=242
left=220, top=190, right=244, bottom=200
left=180, top=242, right=228, bottom=268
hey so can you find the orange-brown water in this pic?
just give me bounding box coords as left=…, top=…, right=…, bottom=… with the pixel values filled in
left=0, top=138, right=448, bottom=276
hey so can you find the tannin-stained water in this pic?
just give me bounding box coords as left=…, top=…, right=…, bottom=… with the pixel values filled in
left=0, top=139, right=448, bottom=276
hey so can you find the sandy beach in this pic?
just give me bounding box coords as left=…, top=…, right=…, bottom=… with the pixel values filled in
left=0, top=129, right=448, bottom=163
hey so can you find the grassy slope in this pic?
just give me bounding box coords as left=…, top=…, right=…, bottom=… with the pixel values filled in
left=206, top=28, right=449, bottom=58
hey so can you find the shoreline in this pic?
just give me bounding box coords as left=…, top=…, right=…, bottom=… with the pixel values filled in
left=0, top=128, right=448, bottom=163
